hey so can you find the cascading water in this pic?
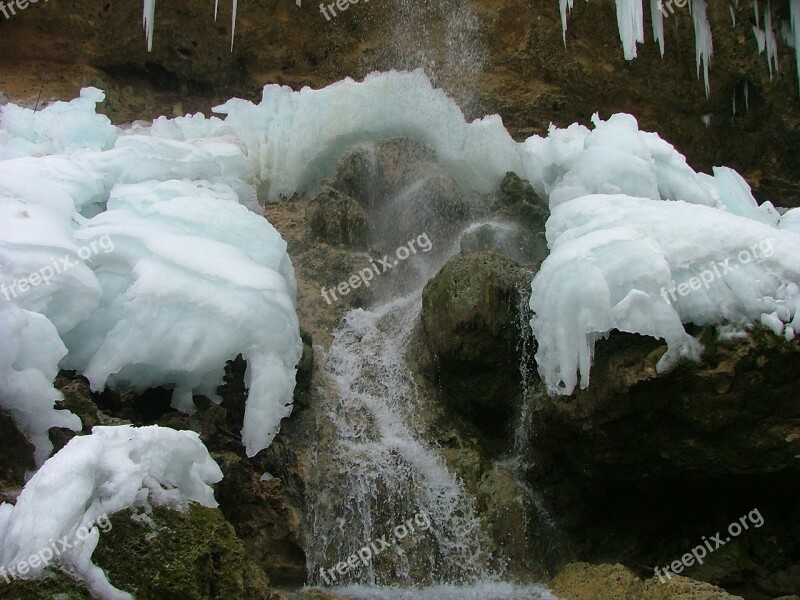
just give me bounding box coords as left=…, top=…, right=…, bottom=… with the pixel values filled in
left=301, top=138, right=559, bottom=599
left=382, top=0, right=486, bottom=119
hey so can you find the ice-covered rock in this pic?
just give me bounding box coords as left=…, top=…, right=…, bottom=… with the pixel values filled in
left=1, top=89, right=298, bottom=461
left=0, top=425, right=222, bottom=600
left=61, top=179, right=301, bottom=457
left=531, top=194, right=800, bottom=395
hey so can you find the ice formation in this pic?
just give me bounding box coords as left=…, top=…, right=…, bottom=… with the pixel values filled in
left=529, top=113, right=800, bottom=395
left=1, top=69, right=797, bottom=475
left=616, top=0, right=645, bottom=60
left=691, top=0, right=714, bottom=96
left=0, top=425, right=222, bottom=599
left=142, top=0, right=239, bottom=51
left=559, top=0, right=800, bottom=96
left=531, top=195, right=800, bottom=395
left=0, top=87, right=301, bottom=460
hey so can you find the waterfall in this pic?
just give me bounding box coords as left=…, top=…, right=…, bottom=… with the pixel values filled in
left=300, top=139, right=559, bottom=597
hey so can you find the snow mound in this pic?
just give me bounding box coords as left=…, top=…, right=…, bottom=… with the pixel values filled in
left=61, top=180, right=301, bottom=456
left=0, top=425, right=222, bottom=600
left=531, top=194, right=800, bottom=395
left=0, top=302, right=81, bottom=465
left=1, top=90, right=300, bottom=461
left=210, top=69, right=527, bottom=202
left=0, top=88, right=116, bottom=160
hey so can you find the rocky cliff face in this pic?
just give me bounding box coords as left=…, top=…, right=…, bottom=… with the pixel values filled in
left=1, top=1, right=798, bottom=204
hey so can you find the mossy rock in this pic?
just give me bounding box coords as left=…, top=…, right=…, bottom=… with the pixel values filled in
left=307, top=187, right=368, bottom=249
left=92, top=504, right=271, bottom=600
left=0, top=570, right=92, bottom=599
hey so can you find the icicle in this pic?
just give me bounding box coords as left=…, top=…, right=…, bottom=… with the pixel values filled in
left=650, top=0, right=665, bottom=57
left=730, top=4, right=736, bottom=27
left=764, top=1, right=779, bottom=79
left=214, top=0, right=219, bottom=20
left=560, top=0, right=575, bottom=46
left=230, top=0, right=238, bottom=51
left=143, top=0, right=156, bottom=52
left=744, top=80, right=750, bottom=110
left=754, top=0, right=760, bottom=29
left=791, top=0, right=800, bottom=96
left=615, top=0, right=645, bottom=60
left=732, top=90, right=737, bottom=115
left=753, top=26, right=767, bottom=53
left=691, top=0, right=713, bottom=97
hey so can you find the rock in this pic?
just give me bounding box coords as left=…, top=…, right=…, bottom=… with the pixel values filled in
left=91, top=504, right=272, bottom=600
left=422, top=251, right=530, bottom=366
left=550, top=562, right=746, bottom=600
left=303, top=589, right=350, bottom=600
left=0, top=411, right=35, bottom=500
left=421, top=251, right=532, bottom=443
left=498, top=171, right=543, bottom=207
left=93, top=504, right=268, bottom=600
left=459, top=220, right=548, bottom=267
left=0, top=571, right=93, bottom=599
left=213, top=451, right=306, bottom=586
left=640, top=574, right=745, bottom=599
left=307, top=187, right=368, bottom=249
left=550, top=563, right=644, bottom=599
left=477, top=466, right=556, bottom=580
left=531, top=327, right=800, bottom=480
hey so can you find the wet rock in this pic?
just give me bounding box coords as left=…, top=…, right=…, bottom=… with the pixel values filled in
left=532, top=327, right=800, bottom=480
left=550, top=562, right=746, bottom=600
left=307, top=187, right=369, bottom=249
left=529, top=326, right=800, bottom=598
left=213, top=450, right=306, bottom=586
left=421, top=251, right=531, bottom=443
left=422, top=251, right=530, bottom=366
left=550, top=563, right=644, bottom=599
left=91, top=504, right=272, bottom=600
left=0, top=411, right=35, bottom=502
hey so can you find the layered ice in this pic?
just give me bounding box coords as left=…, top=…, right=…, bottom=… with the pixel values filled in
left=61, top=179, right=301, bottom=457
left=0, top=425, right=222, bottom=600
left=0, top=88, right=116, bottom=160
left=0, top=302, right=81, bottom=465
left=210, top=70, right=527, bottom=202
left=530, top=195, right=800, bottom=395
left=1, top=88, right=300, bottom=461
left=1, top=71, right=797, bottom=465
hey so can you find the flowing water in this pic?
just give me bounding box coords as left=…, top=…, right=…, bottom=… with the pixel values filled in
left=301, top=2, right=561, bottom=595
left=302, top=155, right=559, bottom=597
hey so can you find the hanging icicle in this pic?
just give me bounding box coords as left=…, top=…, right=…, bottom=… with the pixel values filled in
left=790, top=0, right=800, bottom=95
left=143, top=0, right=156, bottom=52
left=650, top=0, right=665, bottom=56
left=615, top=0, right=645, bottom=60
left=143, top=0, right=238, bottom=51
left=691, top=0, right=714, bottom=97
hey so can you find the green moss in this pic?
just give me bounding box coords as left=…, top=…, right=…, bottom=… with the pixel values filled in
left=0, top=570, right=92, bottom=599
left=92, top=504, right=267, bottom=600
